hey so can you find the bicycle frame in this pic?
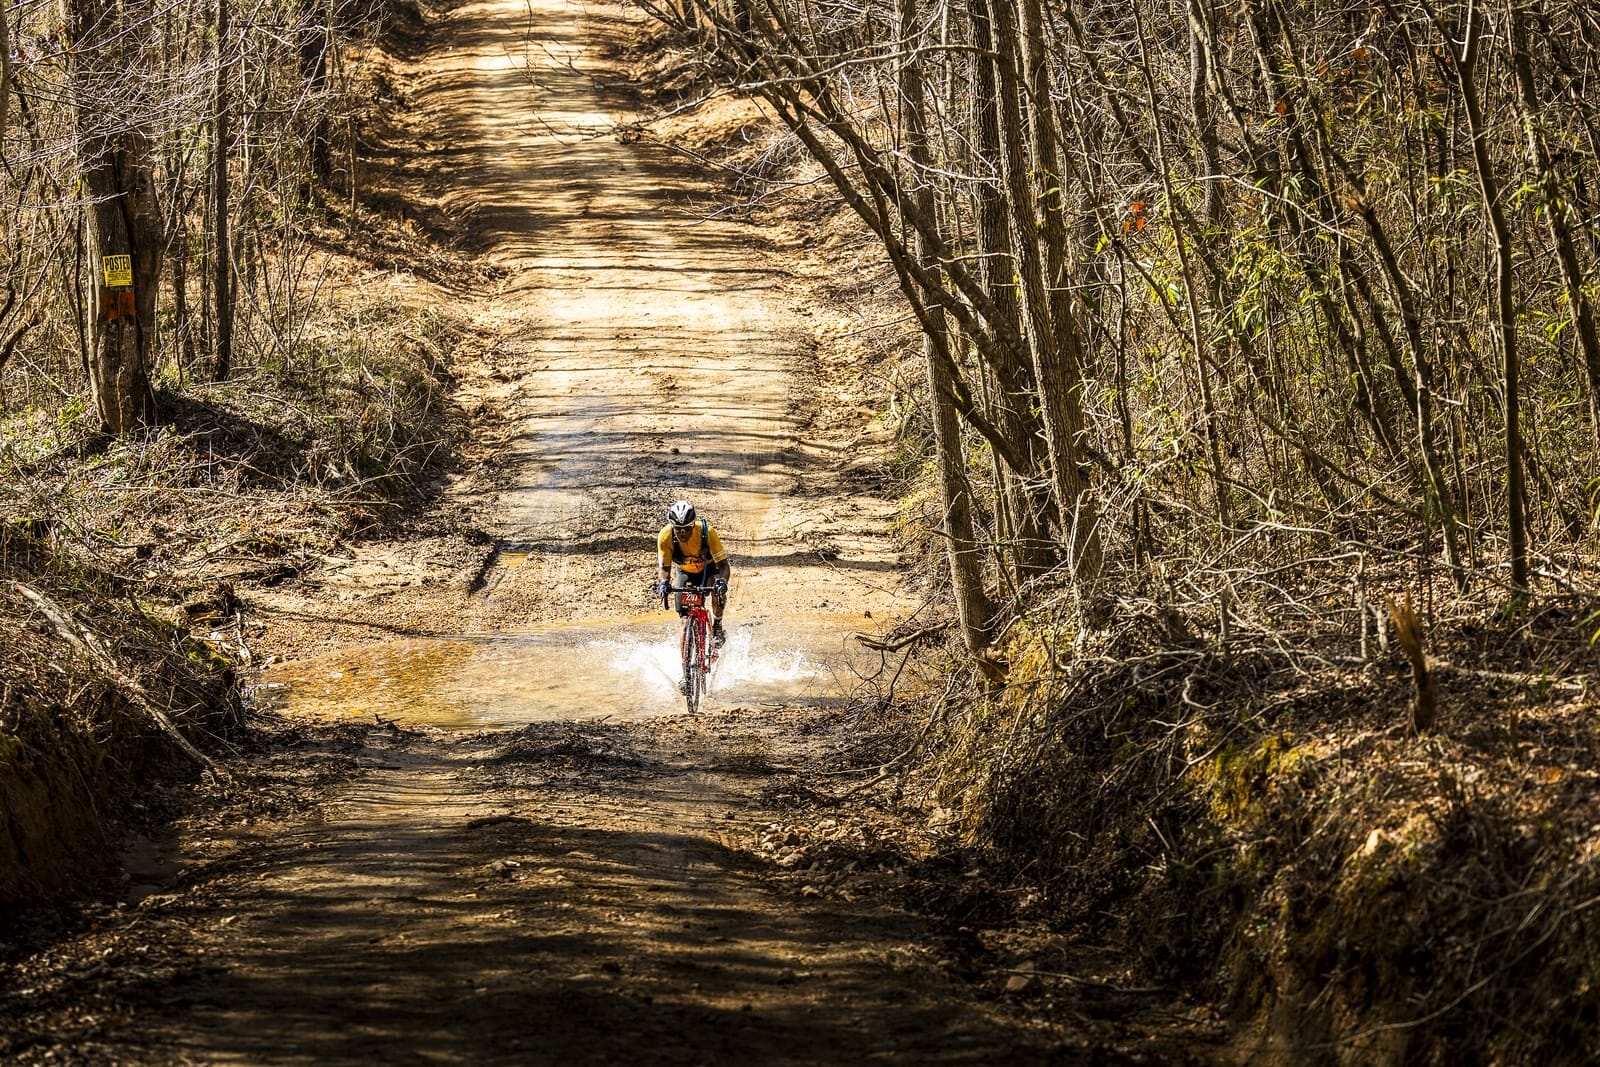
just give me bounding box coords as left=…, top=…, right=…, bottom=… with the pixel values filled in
left=666, top=586, right=719, bottom=713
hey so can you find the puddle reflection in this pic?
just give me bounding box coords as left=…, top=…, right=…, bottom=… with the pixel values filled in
left=258, top=622, right=849, bottom=729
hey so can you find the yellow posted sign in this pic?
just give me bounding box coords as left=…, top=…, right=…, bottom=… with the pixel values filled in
left=102, top=255, right=133, bottom=288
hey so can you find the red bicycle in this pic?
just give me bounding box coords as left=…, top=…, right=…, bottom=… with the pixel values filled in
left=663, top=584, right=721, bottom=713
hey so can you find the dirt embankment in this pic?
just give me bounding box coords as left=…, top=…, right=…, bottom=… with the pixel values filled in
left=942, top=593, right=1600, bottom=1063
left=0, top=238, right=469, bottom=926
left=0, top=531, right=238, bottom=910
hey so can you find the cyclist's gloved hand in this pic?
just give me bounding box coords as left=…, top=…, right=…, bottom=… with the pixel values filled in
left=713, top=578, right=728, bottom=595
left=656, top=579, right=669, bottom=601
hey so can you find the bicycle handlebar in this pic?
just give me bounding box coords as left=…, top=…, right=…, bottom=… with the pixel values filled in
left=660, top=584, right=724, bottom=611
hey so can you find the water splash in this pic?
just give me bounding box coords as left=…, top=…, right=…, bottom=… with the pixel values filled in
left=705, top=628, right=818, bottom=692
left=596, top=635, right=683, bottom=698
left=596, top=626, right=819, bottom=705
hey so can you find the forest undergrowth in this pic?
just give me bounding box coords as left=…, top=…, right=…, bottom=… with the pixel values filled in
left=621, top=12, right=1600, bottom=1061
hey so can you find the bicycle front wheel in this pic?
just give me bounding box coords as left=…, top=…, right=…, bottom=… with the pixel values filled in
left=683, top=618, right=705, bottom=713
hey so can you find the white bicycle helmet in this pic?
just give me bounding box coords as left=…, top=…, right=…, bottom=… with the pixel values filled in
left=667, top=500, right=696, bottom=529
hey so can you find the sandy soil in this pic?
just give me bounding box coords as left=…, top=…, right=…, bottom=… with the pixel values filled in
left=1, top=1, right=1218, bottom=1062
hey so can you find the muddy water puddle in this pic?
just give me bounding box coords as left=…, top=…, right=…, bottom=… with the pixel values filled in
left=257, top=616, right=877, bottom=729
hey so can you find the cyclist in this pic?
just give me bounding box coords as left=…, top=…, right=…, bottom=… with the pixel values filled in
left=656, top=499, right=730, bottom=646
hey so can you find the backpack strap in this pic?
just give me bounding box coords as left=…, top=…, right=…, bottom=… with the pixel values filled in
left=698, top=519, right=712, bottom=564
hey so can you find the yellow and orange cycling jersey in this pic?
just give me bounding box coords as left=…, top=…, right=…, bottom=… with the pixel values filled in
left=658, top=521, right=728, bottom=575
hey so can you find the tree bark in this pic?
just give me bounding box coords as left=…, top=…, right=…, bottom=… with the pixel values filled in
left=1188, top=0, right=1223, bottom=230
left=988, top=0, right=1105, bottom=604
left=898, top=0, right=994, bottom=655
left=299, top=0, right=331, bottom=179
left=214, top=0, right=234, bottom=381
left=967, top=0, right=1054, bottom=579
left=1447, top=9, right=1526, bottom=590
left=71, top=0, right=160, bottom=434
left=0, top=0, right=12, bottom=155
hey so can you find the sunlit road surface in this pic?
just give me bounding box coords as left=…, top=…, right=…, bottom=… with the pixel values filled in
left=249, top=0, right=918, bottom=732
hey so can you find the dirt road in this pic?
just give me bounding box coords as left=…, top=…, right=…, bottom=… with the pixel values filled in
left=262, top=0, right=912, bottom=726
left=39, top=0, right=1136, bottom=1062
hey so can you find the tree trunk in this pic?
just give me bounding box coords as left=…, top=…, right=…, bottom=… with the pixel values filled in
left=967, top=0, right=1054, bottom=580
left=299, top=0, right=331, bottom=179
left=1188, top=0, right=1223, bottom=229
left=1448, top=10, right=1526, bottom=591
left=71, top=0, right=159, bottom=434
left=0, top=0, right=11, bottom=153
left=989, top=0, right=1105, bottom=605
left=898, top=0, right=994, bottom=655
left=213, top=0, right=234, bottom=381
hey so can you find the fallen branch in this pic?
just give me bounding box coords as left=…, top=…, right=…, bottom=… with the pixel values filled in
left=1001, top=967, right=1166, bottom=996
left=13, top=581, right=225, bottom=777
left=853, top=620, right=951, bottom=653
left=1431, top=660, right=1589, bottom=692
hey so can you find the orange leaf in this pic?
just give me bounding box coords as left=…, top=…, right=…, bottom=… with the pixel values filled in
left=1276, top=99, right=1289, bottom=115
left=1135, top=216, right=1147, bottom=231
left=1130, top=200, right=1146, bottom=214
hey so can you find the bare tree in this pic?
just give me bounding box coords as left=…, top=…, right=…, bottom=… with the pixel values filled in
left=0, top=0, right=12, bottom=151
left=1509, top=4, right=1600, bottom=451
left=213, top=0, right=234, bottom=380
left=1437, top=2, right=1526, bottom=590
left=896, top=0, right=994, bottom=656
left=69, top=0, right=162, bottom=433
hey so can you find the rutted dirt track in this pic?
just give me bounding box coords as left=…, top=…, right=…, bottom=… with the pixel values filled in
left=13, top=1, right=1206, bottom=1062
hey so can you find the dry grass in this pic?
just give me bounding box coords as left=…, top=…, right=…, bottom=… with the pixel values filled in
left=1, top=286, right=471, bottom=583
